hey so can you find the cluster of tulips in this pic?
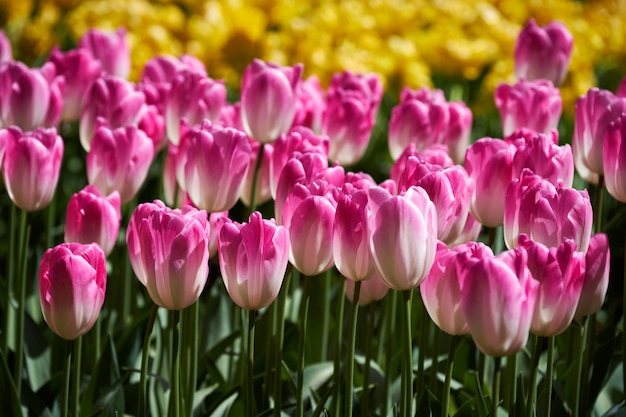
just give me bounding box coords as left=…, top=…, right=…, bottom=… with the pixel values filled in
left=0, top=16, right=623, bottom=417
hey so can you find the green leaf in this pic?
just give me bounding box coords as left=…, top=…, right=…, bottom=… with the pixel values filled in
left=0, top=350, right=23, bottom=417
left=23, top=312, right=51, bottom=392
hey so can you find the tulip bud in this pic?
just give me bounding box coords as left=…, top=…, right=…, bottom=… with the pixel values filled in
left=514, top=19, right=573, bottom=86
left=78, top=28, right=130, bottom=79
left=218, top=212, right=289, bottom=310
left=2, top=126, right=64, bottom=211
left=575, top=233, right=610, bottom=320
left=495, top=79, right=562, bottom=137
left=292, top=75, right=326, bottom=133
left=240, top=59, right=303, bottom=143
left=603, top=115, right=626, bottom=202
left=126, top=201, right=210, bottom=310
left=64, top=185, right=121, bottom=256
left=87, top=125, right=155, bottom=204
left=39, top=242, right=107, bottom=340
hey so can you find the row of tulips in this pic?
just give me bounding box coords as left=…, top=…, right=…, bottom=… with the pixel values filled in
left=0, top=18, right=624, bottom=417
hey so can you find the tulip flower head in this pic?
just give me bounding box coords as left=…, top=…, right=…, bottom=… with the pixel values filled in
left=514, top=19, right=573, bottom=86
left=345, top=274, right=389, bottom=305
left=0, top=30, right=12, bottom=64
left=240, top=59, right=303, bottom=143
left=218, top=212, right=289, bottom=310
left=126, top=201, right=210, bottom=310
left=78, top=28, right=130, bottom=79
left=603, top=115, right=626, bottom=203
left=2, top=126, right=64, bottom=212
left=292, top=75, right=326, bottom=133
left=39, top=242, right=107, bottom=340
left=575, top=233, right=610, bottom=320
left=64, top=185, right=121, bottom=256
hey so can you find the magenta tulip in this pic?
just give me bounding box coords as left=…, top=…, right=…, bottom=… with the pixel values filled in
left=0, top=61, right=64, bottom=130
left=495, top=79, right=562, bottom=137
left=504, top=170, right=593, bottom=252
left=421, top=241, right=493, bottom=336
left=390, top=143, right=454, bottom=186
left=0, top=30, right=12, bottom=64
left=126, top=201, right=210, bottom=310
left=2, top=126, right=63, bottom=211
left=575, top=233, right=611, bottom=320
left=573, top=88, right=626, bottom=182
left=292, top=75, right=326, bottom=133
left=165, top=70, right=226, bottom=145
left=47, top=46, right=102, bottom=122
left=345, top=274, right=389, bottom=305
left=459, top=248, right=538, bottom=357
left=64, top=185, right=121, bottom=256
left=323, top=71, right=382, bottom=165
left=514, top=19, right=573, bottom=86
left=603, top=115, right=626, bottom=202
left=617, top=76, right=626, bottom=98
left=39, top=242, right=107, bottom=340
left=218, top=212, right=289, bottom=310
left=78, top=28, right=130, bottom=79
left=465, top=137, right=517, bottom=227
left=368, top=185, right=437, bottom=290
left=180, top=121, right=251, bottom=212
left=86, top=125, right=155, bottom=204
left=519, top=235, right=585, bottom=336
left=269, top=126, right=330, bottom=199
left=79, top=75, right=146, bottom=151
left=240, top=138, right=273, bottom=207
left=240, top=59, right=303, bottom=143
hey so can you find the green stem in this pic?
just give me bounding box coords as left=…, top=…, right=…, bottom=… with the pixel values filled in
left=61, top=340, right=72, bottom=417
left=492, top=357, right=502, bottom=416
left=430, top=326, right=441, bottom=394
left=402, top=290, right=414, bottom=417
left=332, top=277, right=346, bottom=416
left=264, top=300, right=276, bottom=405
left=170, top=310, right=181, bottom=417
left=296, top=276, right=311, bottom=417
left=545, top=336, right=555, bottom=417
left=417, top=294, right=428, bottom=394
left=273, top=268, right=291, bottom=417
left=319, top=270, right=331, bottom=361
left=139, top=304, right=160, bottom=417
left=71, top=336, right=83, bottom=417
left=362, top=301, right=376, bottom=417
left=504, top=353, right=518, bottom=414
left=181, top=301, right=199, bottom=417
left=2, top=204, right=16, bottom=356
left=441, top=336, right=459, bottom=417
left=382, top=289, right=398, bottom=414
left=248, top=143, right=265, bottom=214
left=581, top=314, right=596, bottom=414
left=594, top=176, right=604, bottom=234
left=345, top=280, right=361, bottom=417
left=13, top=209, right=30, bottom=397
left=527, top=334, right=541, bottom=417
left=572, top=324, right=585, bottom=417
left=247, top=309, right=257, bottom=417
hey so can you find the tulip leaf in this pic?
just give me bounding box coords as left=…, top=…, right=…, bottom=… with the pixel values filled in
left=79, top=336, right=125, bottom=417
left=0, top=350, right=23, bottom=417
left=600, top=400, right=626, bottom=417
left=23, top=312, right=51, bottom=392
left=207, top=390, right=238, bottom=417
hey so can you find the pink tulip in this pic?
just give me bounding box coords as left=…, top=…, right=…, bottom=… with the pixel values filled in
left=447, top=212, right=483, bottom=247
left=0, top=61, right=64, bottom=130
left=395, top=157, right=473, bottom=244
left=368, top=185, right=437, bottom=290
left=445, top=101, right=473, bottom=164
left=240, top=59, right=303, bottom=143
left=0, top=30, right=12, bottom=64
left=282, top=177, right=340, bottom=276
left=323, top=71, right=382, bottom=165
left=64, top=185, right=121, bottom=256
left=617, top=76, right=626, bottom=98
left=390, top=143, right=454, bottom=186
left=126, top=201, right=210, bottom=310
left=208, top=211, right=228, bottom=259
left=292, top=75, right=326, bottom=133
left=165, top=70, right=226, bottom=145
left=465, top=137, right=517, bottom=227
left=508, top=129, right=574, bottom=187
left=345, top=274, right=389, bottom=305
left=138, top=103, right=166, bottom=151
left=78, top=28, right=130, bottom=79
left=269, top=126, right=330, bottom=199
left=519, top=235, right=585, bottom=336
left=573, top=88, right=626, bottom=182
left=86, top=125, right=155, bottom=204
left=218, top=212, right=289, bottom=310
left=495, top=79, right=562, bottom=137
left=334, top=186, right=376, bottom=281
left=421, top=241, right=493, bottom=336
left=39, top=242, right=107, bottom=340
left=274, top=152, right=330, bottom=225
left=575, top=233, right=610, bottom=320
left=2, top=126, right=63, bottom=211
left=504, top=170, right=593, bottom=252
left=603, top=115, right=626, bottom=202
left=514, top=19, right=573, bottom=86
left=181, top=121, right=251, bottom=212
left=459, top=247, right=538, bottom=357
left=47, top=46, right=102, bottom=122
left=79, top=75, right=146, bottom=151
